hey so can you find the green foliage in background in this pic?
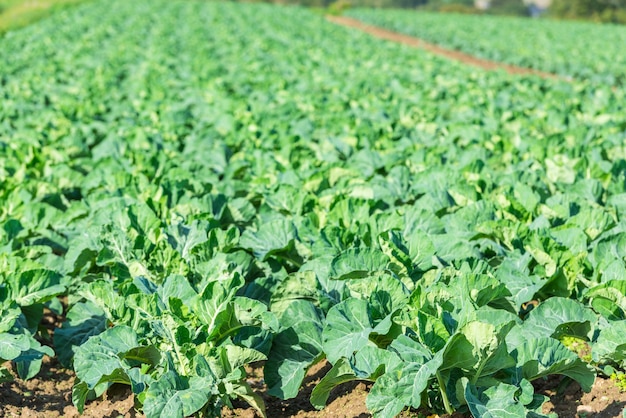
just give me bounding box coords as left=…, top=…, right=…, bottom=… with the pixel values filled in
left=347, top=7, right=626, bottom=84
left=489, top=0, right=529, bottom=15
left=268, top=0, right=626, bottom=21
left=550, top=0, right=626, bottom=23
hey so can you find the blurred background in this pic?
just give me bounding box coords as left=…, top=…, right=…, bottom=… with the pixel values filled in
left=289, top=0, right=626, bottom=24
left=2, top=0, right=626, bottom=28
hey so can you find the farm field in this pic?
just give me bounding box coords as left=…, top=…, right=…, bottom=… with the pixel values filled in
left=346, top=8, right=626, bottom=86
left=1, top=1, right=626, bottom=417
left=327, top=15, right=561, bottom=79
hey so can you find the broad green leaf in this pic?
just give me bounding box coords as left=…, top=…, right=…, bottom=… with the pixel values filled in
left=378, top=230, right=413, bottom=276
left=269, top=271, right=320, bottom=315
left=495, top=253, right=544, bottom=310
left=166, top=220, right=209, bottom=261
left=311, top=345, right=400, bottom=410
left=224, top=345, right=267, bottom=370
left=367, top=344, right=443, bottom=417
left=507, top=297, right=597, bottom=348
left=143, top=371, right=211, bottom=418
left=121, top=346, right=162, bottom=367
left=565, top=206, right=615, bottom=241
left=440, top=331, right=480, bottom=373
left=128, top=203, right=162, bottom=244
left=234, top=297, right=278, bottom=331
left=54, top=301, right=108, bottom=367
left=512, top=337, right=595, bottom=392
left=310, top=359, right=356, bottom=410
left=395, top=287, right=450, bottom=352
left=95, top=367, right=132, bottom=387
left=445, top=321, right=515, bottom=382
left=63, top=230, right=100, bottom=276
left=158, top=274, right=198, bottom=316
left=473, top=306, right=521, bottom=331
left=193, top=274, right=244, bottom=339
left=465, top=273, right=512, bottom=309
left=10, top=270, right=65, bottom=306
left=230, top=380, right=267, bottom=418
left=72, top=380, right=90, bottom=414
left=586, top=280, right=626, bottom=320
left=592, top=319, right=626, bottom=366
left=366, top=372, right=410, bottom=418
left=351, top=345, right=401, bottom=379
left=545, top=155, right=577, bottom=184
left=226, top=198, right=256, bottom=224
left=0, top=333, right=30, bottom=361
left=20, top=303, right=45, bottom=334
left=0, top=306, right=21, bottom=334
left=322, top=298, right=375, bottom=364
left=404, top=230, right=436, bottom=271
left=14, top=337, right=55, bottom=380
left=461, top=378, right=550, bottom=418
left=431, top=233, right=480, bottom=263
left=551, top=226, right=588, bottom=255
left=73, top=326, right=140, bottom=389
left=239, top=218, right=296, bottom=260
left=264, top=184, right=309, bottom=216
left=81, top=280, right=127, bottom=322
left=266, top=301, right=324, bottom=399
left=330, top=248, right=391, bottom=280
left=378, top=229, right=435, bottom=275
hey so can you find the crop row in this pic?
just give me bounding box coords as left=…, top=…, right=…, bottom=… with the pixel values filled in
left=346, top=8, right=626, bottom=85
left=1, top=1, right=626, bottom=417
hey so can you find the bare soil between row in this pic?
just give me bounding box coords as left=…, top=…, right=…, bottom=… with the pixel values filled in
left=327, top=15, right=565, bottom=80
left=2, top=356, right=625, bottom=417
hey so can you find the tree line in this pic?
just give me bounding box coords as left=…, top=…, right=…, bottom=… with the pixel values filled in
left=550, top=0, right=626, bottom=23
left=275, top=0, right=626, bottom=23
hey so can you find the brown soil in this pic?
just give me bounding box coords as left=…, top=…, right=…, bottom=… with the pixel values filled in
left=327, top=15, right=564, bottom=80
left=0, top=357, right=137, bottom=418
left=221, top=361, right=371, bottom=418
left=3, top=356, right=626, bottom=418
left=539, top=375, right=626, bottom=418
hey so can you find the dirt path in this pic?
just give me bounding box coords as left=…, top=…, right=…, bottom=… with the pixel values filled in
left=327, top=15, right=564, bottom=80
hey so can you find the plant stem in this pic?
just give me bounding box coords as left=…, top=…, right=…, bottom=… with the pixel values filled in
left=472, top=358, right=487, bottom=386
left=436, top=371, right=454, bottom=415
